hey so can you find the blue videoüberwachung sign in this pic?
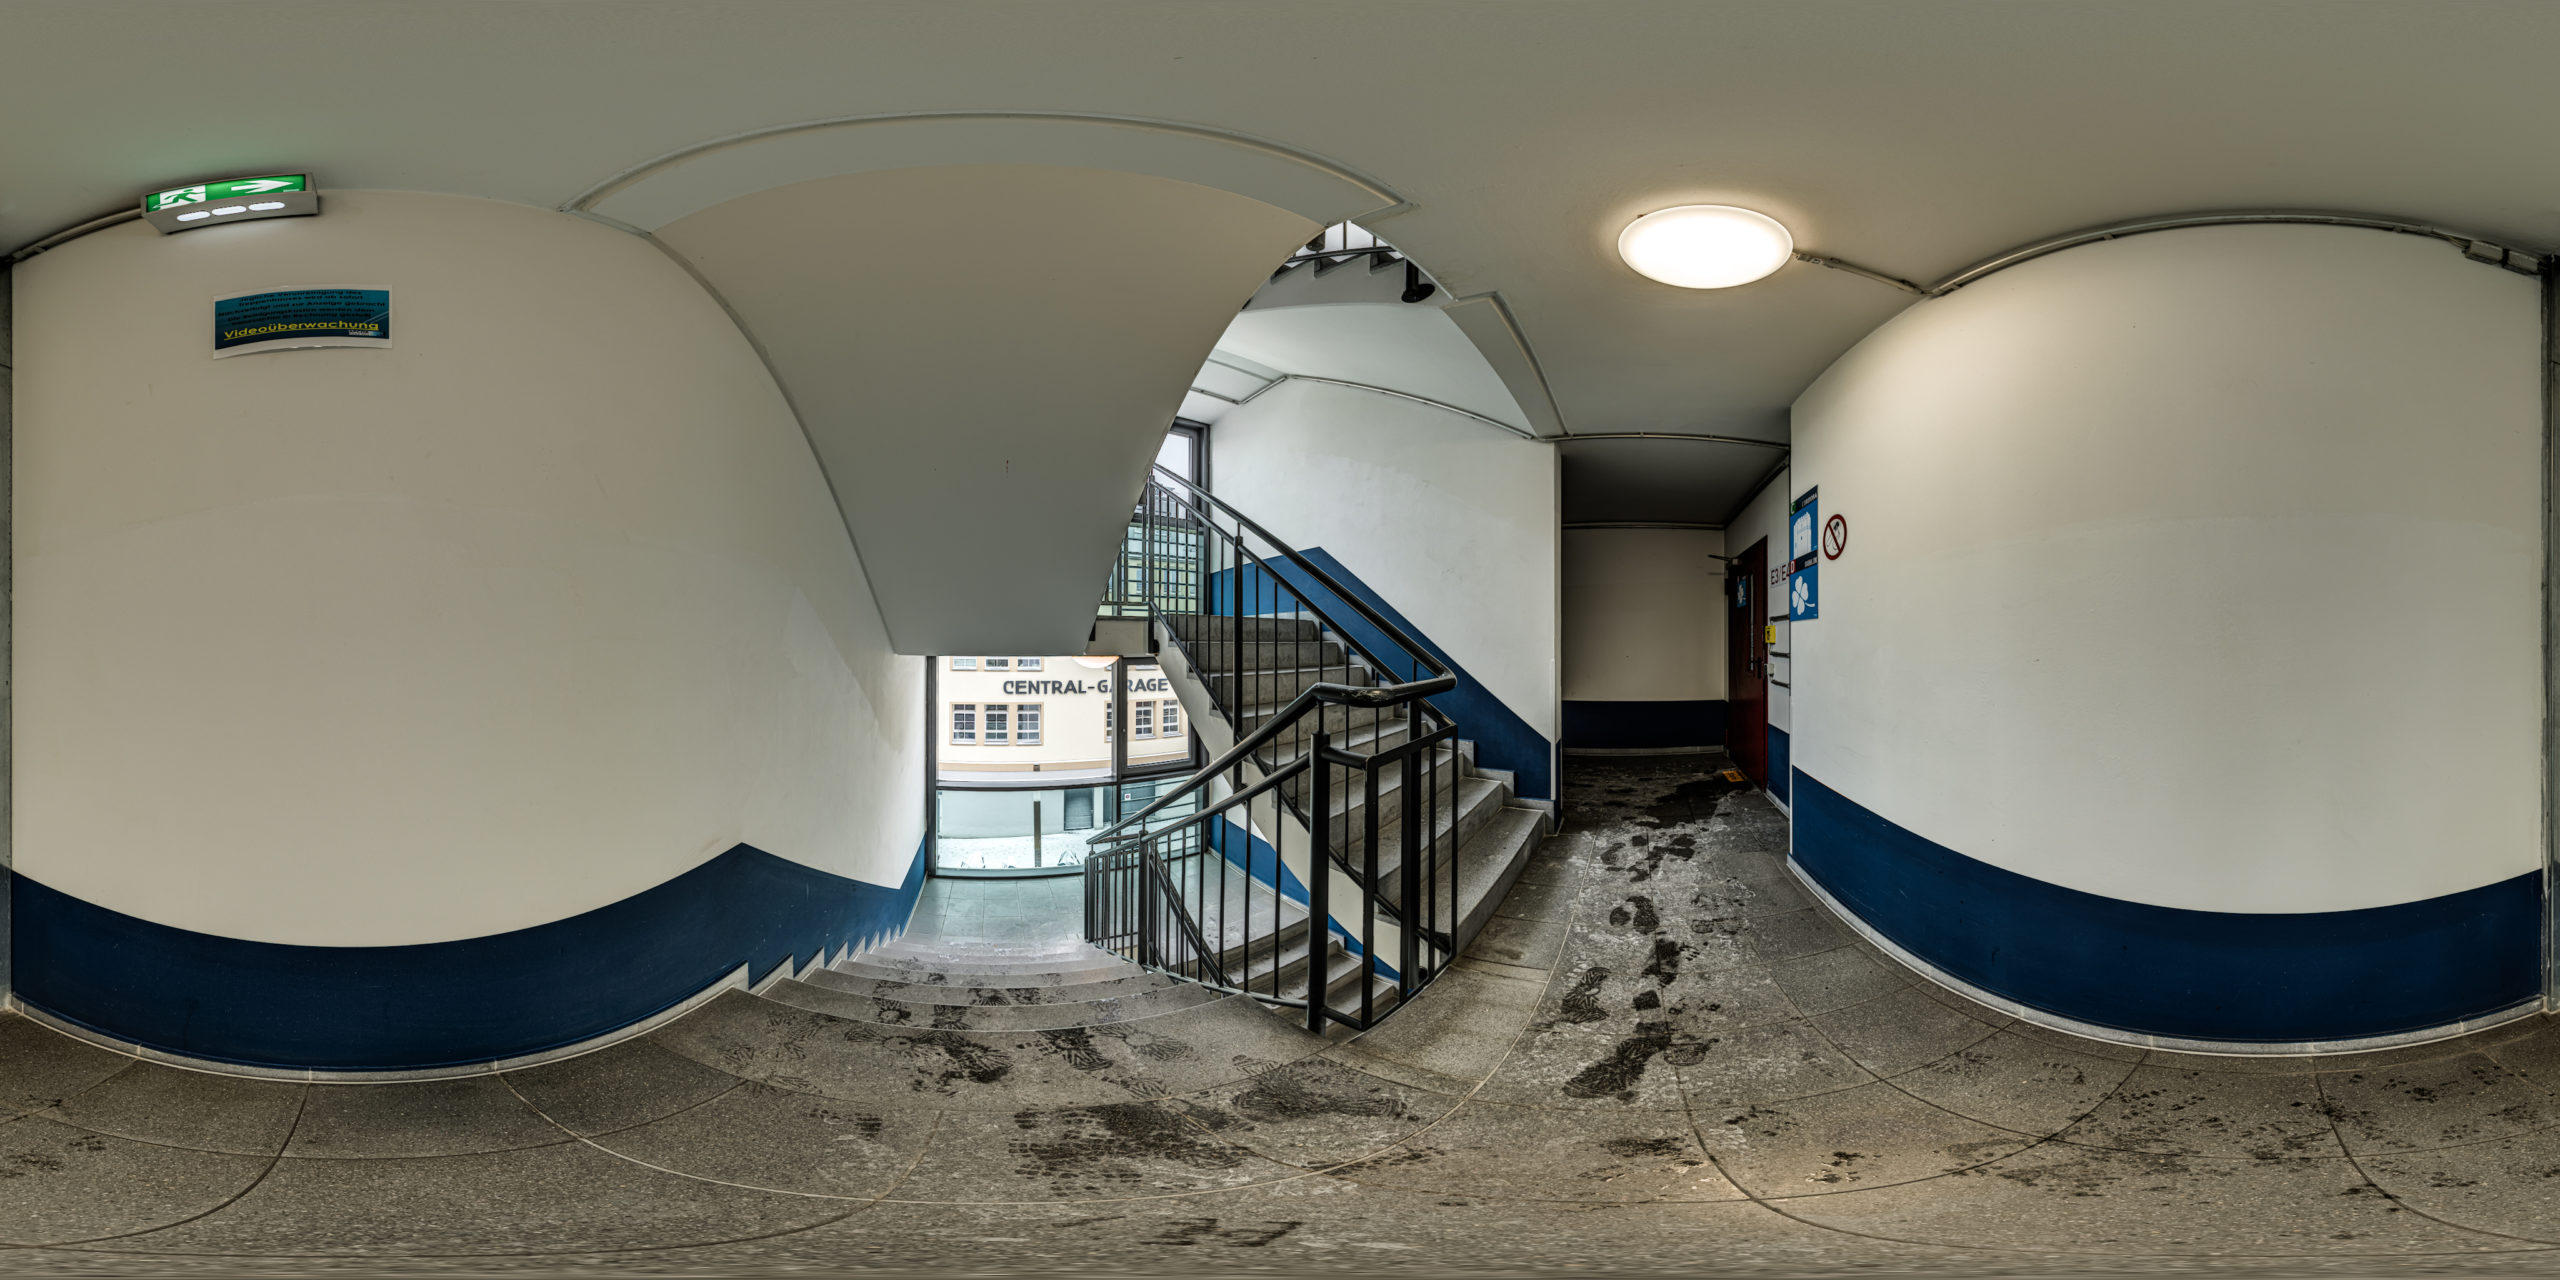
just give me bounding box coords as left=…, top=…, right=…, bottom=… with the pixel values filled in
left=214, top=288, right=391, bottom=357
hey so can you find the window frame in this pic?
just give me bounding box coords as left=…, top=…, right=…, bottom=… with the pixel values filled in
left=983, top=703, right=1010, bottom=745
left=951, top=703, right=978, bottom=745
left=951, top=656, right=977, bottom=671
left=1013, top=702, right=1043, bottom=746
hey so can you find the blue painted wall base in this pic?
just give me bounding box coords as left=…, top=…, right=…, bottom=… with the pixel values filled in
left=1790, top=770, right=2538, bottom=1043
left=1766, top=726, right=1791, bottom=805
left=11, top=839, right=927, bottom=1072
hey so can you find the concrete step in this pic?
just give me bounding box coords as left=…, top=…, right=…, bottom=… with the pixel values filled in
left=760, top=973, right=1231, bottom=1030
left=1202, top=663, right=1379, bottom=708
left=1173, top=637, right=1349, bottom=671
left=830, top=956, right=1141, bottom=987
left=1240, top=698, right=1431, bottom=739
left=1164, top=614, right=1321, bottom=642
left=795, top=966, right=1186, bottom=1006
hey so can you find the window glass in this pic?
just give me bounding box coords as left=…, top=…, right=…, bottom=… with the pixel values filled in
left=951, top=657, right=977, bottom=670
left=952, top=704, right=977, bottom=744
left=1133, top=702, right=1154, bottom=738
left=1017, top=657, right=1042, bottom=671
left=1160, top=700, right=1182, bottom=736
left=1015, top=704, right=1042, bottom=745
left=985, top=705, right=1009, bottom=744
left=985, top=658, right=1010, bottom=670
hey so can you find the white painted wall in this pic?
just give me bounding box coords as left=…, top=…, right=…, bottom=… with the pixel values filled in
left=13, top=192, right=925, bottom=946
left=1730, top=468, right=1793, bottom=733
left=1210, top=377, right=1560, bottom=743
left=1791, top=224, right=2539, bottom=914
left=1561, top=528, right=1726, bottom=701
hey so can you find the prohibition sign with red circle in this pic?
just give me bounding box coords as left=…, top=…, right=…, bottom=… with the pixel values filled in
left=1822, top=513, right=1848, bottom=560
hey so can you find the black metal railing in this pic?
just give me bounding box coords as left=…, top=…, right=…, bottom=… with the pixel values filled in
left=1084, top=465, right=1466, bottom=1034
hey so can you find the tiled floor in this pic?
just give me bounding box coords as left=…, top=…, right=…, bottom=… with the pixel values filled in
left=905, top=873, right=1084, bottom=946
left=11, top=758, right=2560, bottom=1274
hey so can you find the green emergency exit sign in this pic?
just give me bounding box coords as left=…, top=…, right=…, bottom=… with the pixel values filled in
left=142, top=174, right=319, bottom=234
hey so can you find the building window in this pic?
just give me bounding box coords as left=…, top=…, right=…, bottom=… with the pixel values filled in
left=1159, top=699, right=1181, bottom=737
left=1104, top=700, right=1114, bottom=741
left=951, top=657, right=977, bottom=671
left=1016, top=657, right=1042, bottom=671
left=1015, top=703, right=1042, bottom=746
left=1133, top=702, right=1155, bottom=739
left=985, top=704, right=1010, bottom=744
left=985, top=658, right=1010, bottom=670
left=951, top=704, right=977, bottom=744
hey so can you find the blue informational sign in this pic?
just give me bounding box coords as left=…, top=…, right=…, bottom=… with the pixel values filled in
left=213, top=288, right=391, bottom=356
left=1788, top=485, right=1820, bottom=621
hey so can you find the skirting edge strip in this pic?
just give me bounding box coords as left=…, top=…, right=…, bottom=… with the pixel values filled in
left=1786, top=856, right=2544, bottom=1057
left=6, top=943, right=857, bottom=1084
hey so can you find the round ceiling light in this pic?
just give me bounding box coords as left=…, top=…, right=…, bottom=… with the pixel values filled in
left=1617, top=205, right=1795, bottom=289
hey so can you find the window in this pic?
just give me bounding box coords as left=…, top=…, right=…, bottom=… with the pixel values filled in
left=1132, top=702, right=1155, bottom=739
left=985, top=658, right=1010, bottom=670
left=1159, top=699, right=1181, bottom=737
left=1015, top=703, right=1042, bottom=746
left=984, top=704, right=1010, bottom=744
left=951, top=657, right=977, bottom=671
left=951, top=703, right=977, bottom=744
left=1016, top=657, right=1042, bottom=671
left=1104, top=700, right=1114, bottom=741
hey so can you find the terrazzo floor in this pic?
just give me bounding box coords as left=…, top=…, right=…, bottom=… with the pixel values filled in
left=6, top=757, right=2560, bottom=1275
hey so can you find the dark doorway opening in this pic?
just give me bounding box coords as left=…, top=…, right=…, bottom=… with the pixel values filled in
left=1727, top=538, right=1769, bottom=786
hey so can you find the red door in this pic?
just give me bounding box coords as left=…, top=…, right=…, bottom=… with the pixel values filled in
left=1727, top=538, right=1769, bottom=785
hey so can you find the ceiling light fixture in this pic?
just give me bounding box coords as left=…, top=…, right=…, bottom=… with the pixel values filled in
left=1617, top=205, right=1794, bottom=289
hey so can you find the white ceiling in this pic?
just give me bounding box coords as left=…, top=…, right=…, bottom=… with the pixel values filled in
left=655, top=165, right=1314, bottom=656
left=12, top=0, right=2560, bottom=622
left=1212, top=303, right=1533, bottom=433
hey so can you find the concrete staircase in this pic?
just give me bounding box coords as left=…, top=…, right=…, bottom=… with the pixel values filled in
left=1152, top=611, right=1545, bottom=1025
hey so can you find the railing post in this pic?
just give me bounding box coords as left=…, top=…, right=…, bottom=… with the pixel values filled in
left=1401, top=699, right=1422, bottom=993
left=1308, top=729, right=1331, bottom=1035
left=1362, top=758, right=1379, bottom=1028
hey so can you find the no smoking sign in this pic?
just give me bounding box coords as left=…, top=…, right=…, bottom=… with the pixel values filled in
left=1822, top=513, right=1848, bottom=560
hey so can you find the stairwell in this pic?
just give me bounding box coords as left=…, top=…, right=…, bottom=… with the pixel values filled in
left=1078, top=469, right=1547, bottom=1035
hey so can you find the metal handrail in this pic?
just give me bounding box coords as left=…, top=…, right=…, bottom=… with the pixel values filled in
left=1084, top=673, right=1452, bottom=848
left=1086, top=463, right=1468, bottom=1035
left=1143, top=465, right=1449, bottom=683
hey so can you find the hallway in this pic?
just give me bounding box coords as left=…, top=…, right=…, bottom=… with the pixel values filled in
left=0, top=758, right=2554, bottom=1272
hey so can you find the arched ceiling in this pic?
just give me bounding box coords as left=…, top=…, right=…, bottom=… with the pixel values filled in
left=10, top=0, right=2560, bottom=626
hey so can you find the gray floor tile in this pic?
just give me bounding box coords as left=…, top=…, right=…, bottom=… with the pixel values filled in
left=286, top=1075, right=566, bottom=1158
left=103, top=1140, right=843, bottom=1256
left=0, top=1115, right=272, bottom=1247
left=1334, top=1097, right=1742, bottom=1203
left=1807, top=984, right=2005, bottom=1077
left=1172, top=1056, right=1458, bottom=1170
left=891, top=1102, right=1298, bottom=1202
left=2054, top=1062, right=2342, bottom=1159
left=1700, top=1079, right=2035, bottom=1197
left=1889, top=1028, right=2144, bottom=1136
left=586, top=1080, right=936, bottom=1198
left=0, top=1018, right=132, bottom=1120
left=1337, top=963, right=1541, bottom=1085
left=2319, top=1052, right=2560, bottom=1155
left=501, top=1037, right=743, bottom=1137
left=44, top=1062, right=305, bottom=1156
